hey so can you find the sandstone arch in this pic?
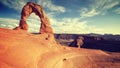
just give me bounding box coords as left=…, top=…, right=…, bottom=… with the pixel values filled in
left=14, top=2, right=53, bottom=34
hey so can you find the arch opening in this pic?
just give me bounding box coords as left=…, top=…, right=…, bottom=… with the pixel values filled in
left=27, top=13, right=40, bottom=33
left=14, top=2, right=53, bottom=34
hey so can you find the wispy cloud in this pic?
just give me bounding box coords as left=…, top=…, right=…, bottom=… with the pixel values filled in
left=0, top=18, right=19, bottom=29
left=0, top=0, right=26, bottom=11
left=0, top=16, right=41, bottom=33
left=0, top=0, right=66, bottom=13
left=80, top=8, right=100, bottom=18
left=114, top=8, right=120, bottom=14
left=102, top=0, right=119, bottom=10
left=50, top=17, right=102, bottom=34
left=1, top=0, right=119, bottom=34
left=0, top=15, right=103, bottom=34
left=80, top=0, right=120, bottom=18
left=38, top=0, right=66, bottom=13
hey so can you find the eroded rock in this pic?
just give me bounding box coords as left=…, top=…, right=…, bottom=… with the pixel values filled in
left=14, top=2, right=53, bottom=34
left=69, top=36, right=84, bottom=48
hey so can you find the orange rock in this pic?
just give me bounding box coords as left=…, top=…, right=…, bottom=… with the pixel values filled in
left=14, top=2, right=53, bottom=34
left=0, top=28, right=118, bottom=68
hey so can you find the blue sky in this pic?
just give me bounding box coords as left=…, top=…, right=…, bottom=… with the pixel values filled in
left=0, top=0, right=120, bottom=34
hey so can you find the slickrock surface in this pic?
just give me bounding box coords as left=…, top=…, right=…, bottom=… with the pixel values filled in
left=0, top=28, right=120, bottom=68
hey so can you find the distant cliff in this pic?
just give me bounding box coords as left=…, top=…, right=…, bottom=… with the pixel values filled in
left=55, top=34, right=120, bottom=52
left=55, top=34, right=120, bottom=41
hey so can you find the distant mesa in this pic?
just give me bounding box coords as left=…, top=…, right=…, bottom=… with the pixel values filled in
left=55, top=34, right=120, bottom=52
left=14, top=2, right=53, bottom=34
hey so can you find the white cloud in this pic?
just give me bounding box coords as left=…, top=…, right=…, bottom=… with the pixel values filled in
left=114, top=8, right=120, bottom=14
left=0, top=24, right=6, bottom=27
left=80, top=0, right=120, bottom=18
left=0, top=18, right=19, bottom=29
left=0, top=0, right=66, bottom=13
left=1, top=0, right=108, bottom=34
left=0, top=15, right=103, bottom=34
left=0, top=16, right=41, bottom=33
left=95, top=0, right=120, bottom=13
left=102, top=0, right=119, bottom=10
left=25, top=13, right=103, bottom=34
left=0, top=0, right=26, bottom=11
left=0, top=13, right=41, bottom=33
left=23, top=13, right=103, bottom=34
left=80, top=8, right=100, bottom=18
left=49, top=17, right=102, bottom=34
left=38, top=0, right=66, bottom=13
left=27, top=13, right=40, bottom=33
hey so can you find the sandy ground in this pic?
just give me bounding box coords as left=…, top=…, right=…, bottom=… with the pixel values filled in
left=0, top=28, right=120, bottom=68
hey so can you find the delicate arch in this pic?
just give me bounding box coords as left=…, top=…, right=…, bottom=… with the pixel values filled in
left=14, top=2, right=53, bottom=34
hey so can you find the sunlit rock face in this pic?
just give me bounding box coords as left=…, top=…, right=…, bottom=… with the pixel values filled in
left=14, top=2, right=53, bottom=34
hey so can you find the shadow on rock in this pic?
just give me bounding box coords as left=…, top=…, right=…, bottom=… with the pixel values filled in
left=69, top=36, right=120, bottom=52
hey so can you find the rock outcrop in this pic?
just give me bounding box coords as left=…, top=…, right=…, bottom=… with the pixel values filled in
left=14, top=2, right=53, bottom=34
left=0, top=28, right=115, bottom=68
left=69, top=36, right=84, bottom=48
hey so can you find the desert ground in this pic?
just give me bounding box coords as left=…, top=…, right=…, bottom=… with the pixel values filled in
left=0, top=28, right=120, bottom=68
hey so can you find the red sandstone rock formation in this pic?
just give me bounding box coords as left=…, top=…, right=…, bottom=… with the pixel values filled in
left=69, top=36, right=84, bottom=48
left=0, top=28, right=120, bottom=68
left=14, top=2, right=53, bottom=34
